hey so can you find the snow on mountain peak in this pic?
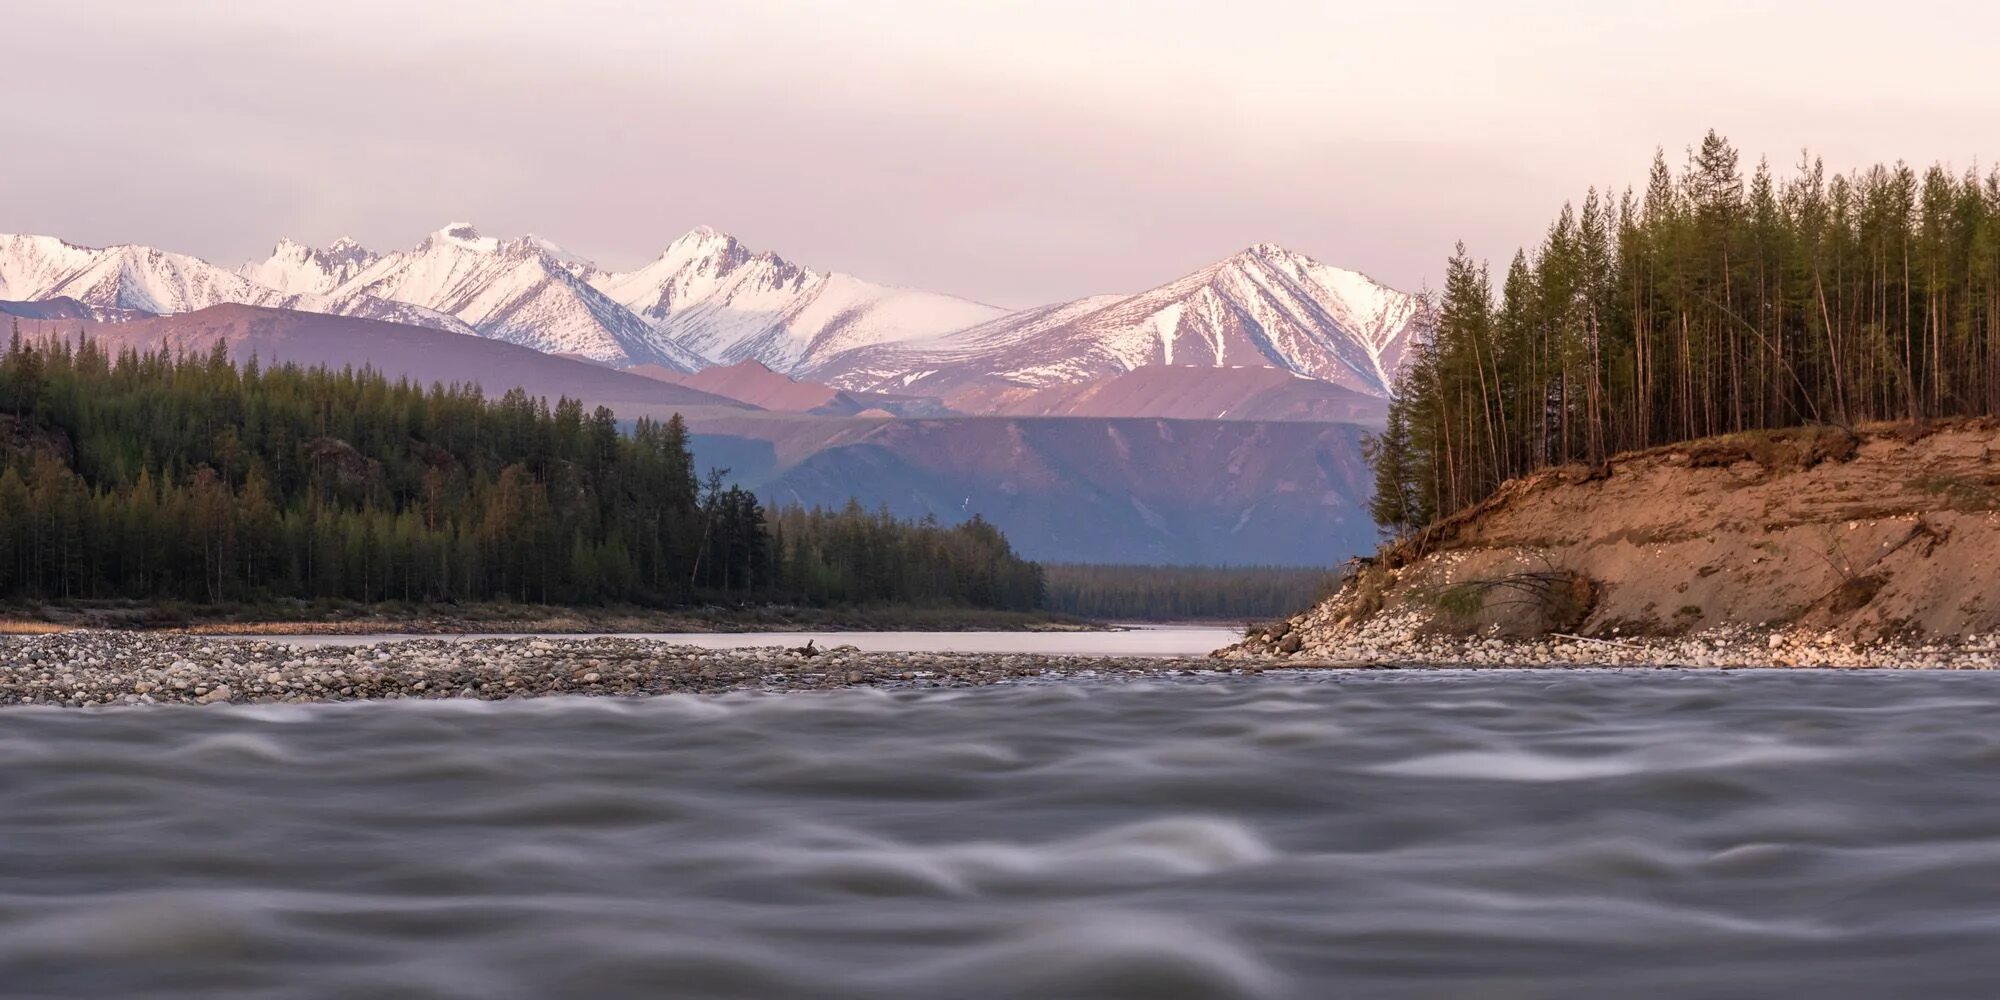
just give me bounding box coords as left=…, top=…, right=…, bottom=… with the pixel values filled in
left=241, top=236, right=380, bottom=295
left=2, top=223, right=1423, bottom=402
left=658, top=225, right=747, bottom=267
left=505, top=234, right=596, bottom=277
left=590, top=228, right=1000, bottom=373
left=0, top=231, right=470, bottom=335
left=808, top=243, right=1427, bottom=400
left=427, top=222, right=497, bottom=252
left=322, top=223, right=705, bottom=371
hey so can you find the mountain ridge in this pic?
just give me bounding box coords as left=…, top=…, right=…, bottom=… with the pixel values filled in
left=587, top=226, right=1008, bottom=374
left=4, top=225, right=1425, bottom=401
left=0, top=233, right=478, bottom=334
left=806, top=242, right=1424, bottom=399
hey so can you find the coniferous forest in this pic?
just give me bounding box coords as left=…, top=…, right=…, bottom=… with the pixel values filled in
left=1373, top=132, right=2000, bottom=534
left=0, top=333, right=1044, bottom=610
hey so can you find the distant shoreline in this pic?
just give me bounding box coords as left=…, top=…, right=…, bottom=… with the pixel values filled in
left=0, top=601, right=1103, bottom=637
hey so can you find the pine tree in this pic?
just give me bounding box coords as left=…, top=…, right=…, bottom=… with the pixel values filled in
left=1372, top=132, right=2000, bottom=537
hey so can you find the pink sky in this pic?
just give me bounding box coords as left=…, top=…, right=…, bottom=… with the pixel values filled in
left=6, top=0, right=1998, bottom=306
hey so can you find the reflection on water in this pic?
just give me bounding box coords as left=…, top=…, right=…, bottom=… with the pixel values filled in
left=6, top=670, right=2000, bottom=998
left=260, top=624, right=1243, bottom=657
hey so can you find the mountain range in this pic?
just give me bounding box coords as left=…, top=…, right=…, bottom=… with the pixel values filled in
left=0, top=224, right=1424, bottom=395
left=0, top=223, right=1428, bottom=565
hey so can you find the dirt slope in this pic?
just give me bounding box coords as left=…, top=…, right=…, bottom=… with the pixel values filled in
left=1241, top=421, right=2000, bottom=655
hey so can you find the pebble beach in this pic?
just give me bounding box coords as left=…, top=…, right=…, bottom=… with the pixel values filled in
left=1223, top=610, right=2000, bottom=670
left=0, top=632, right=1259, bottom=707
left=12, top=622, right=2000, bottom=708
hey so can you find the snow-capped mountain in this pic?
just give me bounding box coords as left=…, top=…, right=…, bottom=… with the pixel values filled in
left=0, top=234, right=254, bottom=314
left=239, top=237, right=378, bottom=294
left=2, top=225, right=1423, bottom=404
left=589, top=227, right=1007, bottom=374
left=807, top=243, right=1427, bottom=399
left=0, top=233, right=477, bottom=334
left=317, top=223, right=705, bottom=370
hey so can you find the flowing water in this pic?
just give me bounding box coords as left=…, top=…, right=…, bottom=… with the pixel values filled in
left=6, top=669, right=2000, bottom=998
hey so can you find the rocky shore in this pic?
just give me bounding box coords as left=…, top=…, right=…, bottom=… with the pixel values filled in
left=1223, top=610, right=2000, bottom=670
left=0, top=632, right=1250, bottom=708
left=9, top=624, right=1999, bottom=709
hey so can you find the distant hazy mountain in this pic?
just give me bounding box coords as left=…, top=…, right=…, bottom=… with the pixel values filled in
left=686, top=413, right=1379, bottom=565
left=60, top=304, right=750, bottom=421
left=968, top=364, right=1390, bottom=423
left=0, top=295, right=152, bottom=324
left=634, top=359, right=950, bottom=417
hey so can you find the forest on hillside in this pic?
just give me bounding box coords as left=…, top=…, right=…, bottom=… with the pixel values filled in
left=1373, top=131, right=2000, bottom=533
left=0, top=333, right=1044, bottom=610
left=1041, top=564, right=1337, bottom=622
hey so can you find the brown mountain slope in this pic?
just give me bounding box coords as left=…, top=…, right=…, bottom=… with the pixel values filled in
left=2, top=296, right=152, bottom=323
left=63, top=304, right=751, bottom=419
left=1239, top=421, right=2000, bottom=655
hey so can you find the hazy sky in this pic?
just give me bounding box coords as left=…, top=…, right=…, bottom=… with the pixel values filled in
left=7, top=1, right=1999, bottom=305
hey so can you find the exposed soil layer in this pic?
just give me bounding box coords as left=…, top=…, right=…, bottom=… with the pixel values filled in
left=1233, top=421, right=2000, bottom=660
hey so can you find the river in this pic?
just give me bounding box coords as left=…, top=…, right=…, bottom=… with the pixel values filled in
left=6, top=670, right=2000, bottom=997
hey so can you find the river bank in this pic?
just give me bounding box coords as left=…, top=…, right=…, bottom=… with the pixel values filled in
left=0, top=632, right=1250, bottom=707
left=12, top=626, right=2000, bottom=708
left=1224, top=422, right=2000, bottom=669
left=1224, top=611, right=2000, bottom=669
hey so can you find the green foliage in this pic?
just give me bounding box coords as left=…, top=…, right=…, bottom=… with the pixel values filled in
left=1427, top=582, right=1487, bottom=620
left=1040, top=564, right=1337, bottom=621
left=0, top=333, right=1041, bottom=611
left=1376, top=131, right=2000, bottom=529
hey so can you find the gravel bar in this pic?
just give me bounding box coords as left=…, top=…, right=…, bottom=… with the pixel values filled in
left=0, top=632, right=1266, bottom=707
left=1223, top=610, right=2000, bottom=670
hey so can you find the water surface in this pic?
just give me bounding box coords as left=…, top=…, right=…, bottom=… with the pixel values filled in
left=6, top=670, right=2000, bottom=998
left=260, top=624, right=1241, bottom=657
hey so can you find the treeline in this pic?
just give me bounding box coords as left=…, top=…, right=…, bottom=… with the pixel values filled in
left=1374, top=131, right=2000, bottom=532
left=0, top=333, right=1043, bottom=610
left=1041, top=563, right=1336, bottom=621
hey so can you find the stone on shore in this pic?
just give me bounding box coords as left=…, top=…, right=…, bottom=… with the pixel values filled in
left=0, top=632, right=1214, bottom=707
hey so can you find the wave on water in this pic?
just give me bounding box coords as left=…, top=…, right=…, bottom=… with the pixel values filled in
left=6, top=671, right=2000, bottom=997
